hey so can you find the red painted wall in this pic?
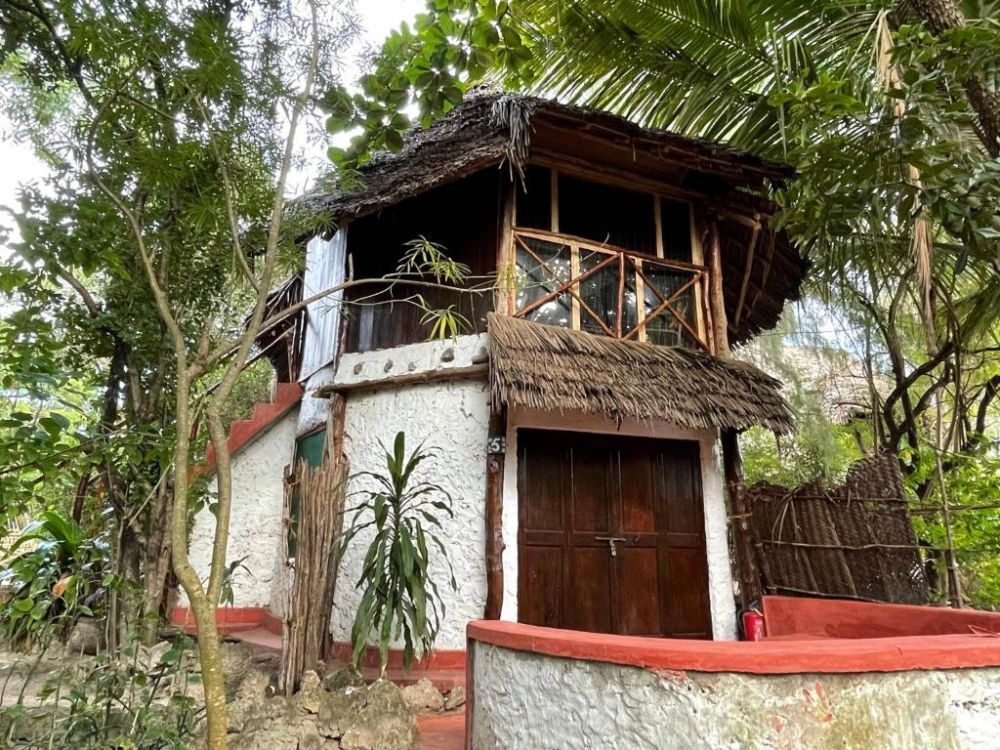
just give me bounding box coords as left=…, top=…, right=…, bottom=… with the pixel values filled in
left=762, top=595, right=1000, bottom=640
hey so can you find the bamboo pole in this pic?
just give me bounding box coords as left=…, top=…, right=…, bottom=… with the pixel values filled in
left=279, top=453, right=348, bottom=695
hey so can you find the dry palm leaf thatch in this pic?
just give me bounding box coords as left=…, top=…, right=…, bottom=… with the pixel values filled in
left=307, top=92, right=793, bottom=225
left=489, top=313, right=793, bottom=434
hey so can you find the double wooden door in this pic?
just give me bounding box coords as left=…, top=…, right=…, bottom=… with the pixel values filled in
left=517, top=429, right=712, bottom=638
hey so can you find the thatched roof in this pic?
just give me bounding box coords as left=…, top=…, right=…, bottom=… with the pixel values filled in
left=300, top=91, right=807, bottom=344
left=307, top=91, right=794, bottom=224
left=489, top=314, right=793, bottom=434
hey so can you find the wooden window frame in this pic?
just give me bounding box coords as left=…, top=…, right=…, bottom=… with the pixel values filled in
left=510, top=227, right=711, bottom=352
left=505, top=165, right=706, bottom=347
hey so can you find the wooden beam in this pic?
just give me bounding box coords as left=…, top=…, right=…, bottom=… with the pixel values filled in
left=654, top=195, right=664, bottom=258
left=703, top=216, right=731, bottom=357
left=690, top=205, right=708, bottom=344
left=496, top=177, right=516, bottom=316
left=550, top=168, right=559, bottom=232
left=315, top=363, right=488, bottom=397
left=733, top=221, right=761, bottom=329
left=484, top=407, right=507, bottom=620
left=722, top=428, right=762, bottom=614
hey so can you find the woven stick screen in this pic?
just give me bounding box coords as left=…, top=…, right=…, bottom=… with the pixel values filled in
left=746, top=454, right=930, bottom=605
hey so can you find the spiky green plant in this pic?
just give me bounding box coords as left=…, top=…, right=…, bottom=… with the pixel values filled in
left=341, top=432, right=457, bottom=673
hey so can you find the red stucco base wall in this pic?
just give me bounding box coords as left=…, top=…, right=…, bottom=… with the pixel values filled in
left=762, top=594, right=1000, bottom=639
left=169, top=606, right=466, bottom=671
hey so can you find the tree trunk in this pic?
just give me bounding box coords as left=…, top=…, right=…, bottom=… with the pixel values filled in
left=909, top=0, right=1000, bottom=156
left=141, top=483, right=174, bottom=644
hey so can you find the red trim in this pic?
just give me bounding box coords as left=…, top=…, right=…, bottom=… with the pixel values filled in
left=327, top=641, right=466, bottom=671
left=170, top=606, right=272, bottom=634
left=261, top=607, right=284, bottom=636
left=170, top=606, right=468, bottom=672
left=466, top=620, right=1000, bottom=674
left=762, top=595, right=1000, bottom=639
left=199, top=382, right=302, bottom=475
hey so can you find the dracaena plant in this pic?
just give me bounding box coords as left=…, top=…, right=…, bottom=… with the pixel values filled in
left=341, top=431, right=457, bottom=673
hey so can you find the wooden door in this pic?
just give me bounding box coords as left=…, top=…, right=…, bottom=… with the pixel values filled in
left=517, top=429, right=712, bottom=638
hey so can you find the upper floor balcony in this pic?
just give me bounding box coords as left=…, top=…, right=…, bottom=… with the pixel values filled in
left=506, top=227, right=711, bottom=352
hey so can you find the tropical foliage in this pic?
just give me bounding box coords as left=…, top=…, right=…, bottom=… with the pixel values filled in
left=0, top=629, right=202, bottom=748
left=0, top=510, right=109, bottom=648
left=341, top=432, right=457, bottom=673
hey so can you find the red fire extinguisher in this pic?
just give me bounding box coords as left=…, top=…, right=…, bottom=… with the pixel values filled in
left=742, top=607, right=765, bottom=641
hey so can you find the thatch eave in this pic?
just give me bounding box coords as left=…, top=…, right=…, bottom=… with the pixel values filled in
left=304, top=92, right=795, bottom=225
left=489, top=313, right=794, bottom=435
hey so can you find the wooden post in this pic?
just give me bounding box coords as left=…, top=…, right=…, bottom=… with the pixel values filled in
left=496, top=176, right=516, bottom=316
left=704, top=217, right=731, bottom=358
left=704, top=210, right=761, bottom=613
left=722, top=428, right=762, bottom=612
left=484, top=406, right=507, bottom=620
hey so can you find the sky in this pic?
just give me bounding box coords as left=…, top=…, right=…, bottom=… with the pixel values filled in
left=0, top=0, right=424, bottom=254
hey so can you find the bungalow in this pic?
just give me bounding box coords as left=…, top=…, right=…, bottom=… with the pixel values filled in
left=179, top=92, right=806, bottom=660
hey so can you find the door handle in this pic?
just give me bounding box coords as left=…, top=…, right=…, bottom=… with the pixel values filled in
left=595, top=536, right=627, bottom=557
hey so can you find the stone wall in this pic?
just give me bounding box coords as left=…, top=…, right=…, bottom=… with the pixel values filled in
left=470, top=640, right=1000, bottom=749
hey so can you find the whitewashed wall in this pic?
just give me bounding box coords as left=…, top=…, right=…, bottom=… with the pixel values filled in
left=500, top=409, right=737, bottom=641
left=471, top=644, right=1000, bottom=749
left=329, top=335, right=492, bottom=650
left=184, top=408, right=298, bottom=608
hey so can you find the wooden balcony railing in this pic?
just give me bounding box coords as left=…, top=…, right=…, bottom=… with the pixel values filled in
left=508, top=228, right=712, bottom=352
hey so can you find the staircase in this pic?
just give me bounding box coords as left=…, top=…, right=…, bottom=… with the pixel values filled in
left=203, top=381, right=303, bottom=472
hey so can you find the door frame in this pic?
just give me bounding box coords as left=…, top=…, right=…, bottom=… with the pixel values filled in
left=500, top=407, right=738, bottom=640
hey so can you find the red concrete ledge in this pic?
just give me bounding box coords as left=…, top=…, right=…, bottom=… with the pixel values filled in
left=170, top=606, right=466, bottom=671
left=329, top=641, right=466, bottom=671
left=763, top=594, right=1000, bottom=639
left=466, top=620, right=1000, bottom=675
left=171, top=605, right=274, bottom=634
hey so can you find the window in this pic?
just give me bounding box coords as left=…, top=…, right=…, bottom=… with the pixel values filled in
left=512, top=229, right=707, bottom=349
left=558, top=175, right=656, bottom=253
left=509, top=169, right=706, bottom=350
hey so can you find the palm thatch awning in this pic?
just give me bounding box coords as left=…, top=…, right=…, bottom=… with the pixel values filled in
left=489, top=313, right=793, bottom=434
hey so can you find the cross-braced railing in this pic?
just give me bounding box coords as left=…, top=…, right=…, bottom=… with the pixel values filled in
left=509, top=228, right=712, bottom=352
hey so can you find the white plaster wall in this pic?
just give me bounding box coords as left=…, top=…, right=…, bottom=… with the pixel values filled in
left=330, top=344, right=491, bottom=650
left=500, top=408, right=738, bottom=641
left=184, top=409, right=297, bottom=609
left=298, top=363, right=337, bottom=435
left=334, top=334, right=489, bottom=388
left=471, top=644, right=1000, bottom=749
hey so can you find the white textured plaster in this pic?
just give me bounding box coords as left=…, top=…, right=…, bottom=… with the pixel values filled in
left=298, top=364, right=337, bottom=435
left=330, top=376, right=491, bottom=650
left=471, top=643, right=1000, bottom=749
left=333, top=334, right=489, bottom=388
left=184, top=409, right=297, bottom=608
left=500, top=408, right=737, bottom=640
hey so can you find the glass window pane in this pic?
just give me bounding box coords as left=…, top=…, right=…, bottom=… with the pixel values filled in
left=660, top=199, right=693, bottom=262
left=579, top=249, right=618, bottom=335
left=643, top=267, right=697, bottom=348
left=516, top=165, right=552, bottom=230
left=558, top=175, right=655, bottom=252
left=515, top=237, right=572, bottom=328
